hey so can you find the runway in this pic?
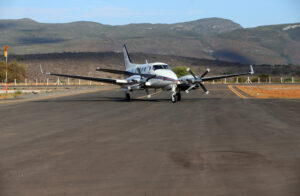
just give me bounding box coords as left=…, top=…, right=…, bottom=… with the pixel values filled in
left=0, top=85, right=300, bottom=196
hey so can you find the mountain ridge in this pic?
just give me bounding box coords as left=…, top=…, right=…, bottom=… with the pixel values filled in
left=0, top=18, right=299, bottom=65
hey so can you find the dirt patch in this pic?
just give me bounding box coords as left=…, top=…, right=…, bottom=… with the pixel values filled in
left=237, top=85, right=300, bottom=99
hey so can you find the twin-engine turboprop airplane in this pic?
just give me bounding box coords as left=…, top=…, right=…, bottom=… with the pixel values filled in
left=40, top=44, right=254, bottom=103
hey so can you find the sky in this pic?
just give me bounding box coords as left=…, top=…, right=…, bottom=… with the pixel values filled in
left=0, top=0, right=299, bottom=28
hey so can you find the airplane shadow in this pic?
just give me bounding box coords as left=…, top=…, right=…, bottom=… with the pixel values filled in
left=34, top=96, right=224, bottom=103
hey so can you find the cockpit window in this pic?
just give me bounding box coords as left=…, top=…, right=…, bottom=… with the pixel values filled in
left=163, top=65, right=170, bottom=69
left=153, top=65, right=170, bottom=70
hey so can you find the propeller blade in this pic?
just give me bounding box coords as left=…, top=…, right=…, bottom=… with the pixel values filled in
left=200, top=68, right=210, bottom=78
left=185, top=84, right=196, bottom=93
left=187, top=68, right=196, bottom=79
left=199, top=82, right=209, bottom=94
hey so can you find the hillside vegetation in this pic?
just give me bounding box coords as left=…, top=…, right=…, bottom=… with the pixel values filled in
left=0, top=60, right=27, bottom=82
left=10, top=52, right=300, bottom=81
left=1, top=18, right=299, bottom=65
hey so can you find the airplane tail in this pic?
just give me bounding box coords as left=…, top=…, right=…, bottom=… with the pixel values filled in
left=122, top=44, right=135, bottom=70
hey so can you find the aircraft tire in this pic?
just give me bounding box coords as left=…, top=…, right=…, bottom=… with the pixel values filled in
left=125, top=93, right=131, bottom=102
left=176, top=93, right=181, bottom=101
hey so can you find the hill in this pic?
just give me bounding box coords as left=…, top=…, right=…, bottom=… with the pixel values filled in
left=0, top=18, right=300, bottom=65
left=11, top=52, right=300, bottom=81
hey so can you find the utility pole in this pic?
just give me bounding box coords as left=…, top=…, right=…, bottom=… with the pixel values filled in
left=4, top=46, right=8, bottom=94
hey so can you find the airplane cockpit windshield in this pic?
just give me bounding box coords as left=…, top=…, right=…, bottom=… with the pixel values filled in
left=153, top=65, right=170, bottom=70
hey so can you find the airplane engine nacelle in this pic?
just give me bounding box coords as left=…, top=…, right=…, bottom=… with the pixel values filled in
left=179, top=75, right=199, bottom=84
left=126, top=75, right=142, bottom=83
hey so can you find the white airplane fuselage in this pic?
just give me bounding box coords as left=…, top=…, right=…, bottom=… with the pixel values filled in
left=125, top=62, right=179, bottom=90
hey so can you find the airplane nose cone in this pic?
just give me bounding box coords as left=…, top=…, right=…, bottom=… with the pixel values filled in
left=155, top=69, right=178, bottom=81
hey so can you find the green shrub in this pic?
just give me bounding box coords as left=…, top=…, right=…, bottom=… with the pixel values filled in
left=0, top=60, right=27, bottom=82
left=172, top=66, right=190, bottom=78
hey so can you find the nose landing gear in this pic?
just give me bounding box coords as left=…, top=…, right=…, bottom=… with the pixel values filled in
left=171, top=85, right=181, bottom=103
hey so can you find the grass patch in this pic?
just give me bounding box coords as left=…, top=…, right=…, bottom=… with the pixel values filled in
left=0, top=91, right=24, bottom=99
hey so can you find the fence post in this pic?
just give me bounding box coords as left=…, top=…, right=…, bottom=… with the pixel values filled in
left=89, top=81, right=91, bottom=86
left=224, top=78, right=226, bottom=84
left=25, top=79, right=27, bottom=86
left=14, top=79, right=17, bottom=86
left=36, top=79, right=38, bottom=86
left=292, top=77, right=294, bottom=83
left=258, top=77, right=260, bottom=84
left=269, top=77, right=271, bottom=83
left=280, top=77, right=283, bottom=83
left=247, top=77, right=252, bottom=84
left=67, top=78, right=70, bottom=86
left=46, top=78, right=49, bottom=86
left=213, top=80, right=215, bottom=84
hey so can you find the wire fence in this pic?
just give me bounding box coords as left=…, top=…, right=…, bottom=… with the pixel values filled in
left=1, top=76, right=300, bottom=86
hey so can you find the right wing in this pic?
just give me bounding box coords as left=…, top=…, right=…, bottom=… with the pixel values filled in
left=96, top=67, right=130, bottom=75
left=96, top=67, right=156, bottom=78
left=40, top=65, right=127, bottom=85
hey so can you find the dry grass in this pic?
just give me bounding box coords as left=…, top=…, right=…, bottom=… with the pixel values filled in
left=237, top=85, right=300, bottom=99
left=0, top=91, right=24, bottom=99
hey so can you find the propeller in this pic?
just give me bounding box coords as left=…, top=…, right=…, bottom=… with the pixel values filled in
left=136, top=66, right=156, bottom=98
left=185, top=68, right=210, bottom=94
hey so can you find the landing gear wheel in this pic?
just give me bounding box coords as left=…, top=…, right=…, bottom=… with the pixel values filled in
left=176, top=93, right=181, bottom=101
left=125, top=93, right=131, bottom=102
left=171, top=94, right=177, bottom=103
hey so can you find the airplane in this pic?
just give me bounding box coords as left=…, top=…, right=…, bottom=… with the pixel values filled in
left=40, top=44, right=254, bottom=103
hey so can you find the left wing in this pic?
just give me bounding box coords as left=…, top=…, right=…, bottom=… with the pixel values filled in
left=178, top=65, right=254, bottom=94
left=40, top=65, right=127, bottom=85
left=202, top=65, right=254, bottom=81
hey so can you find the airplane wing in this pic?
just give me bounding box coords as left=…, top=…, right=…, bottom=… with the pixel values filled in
left=96, top=67, right=130, bottom=75
left=201, top=65, right=254, bottom=81
left=96, top=67, right=156, bottom=78
left=40, top=65, right=127, bottom=85
left=178, top=65, right=254, bottom=94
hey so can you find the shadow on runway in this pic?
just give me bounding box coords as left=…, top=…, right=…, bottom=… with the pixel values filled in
left=34, top=96, right=225, bottom=103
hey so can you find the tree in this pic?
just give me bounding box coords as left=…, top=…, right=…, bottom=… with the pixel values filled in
left=172, top=66, right=190, bottom=78
left=0, top=60, right=27, bottom=82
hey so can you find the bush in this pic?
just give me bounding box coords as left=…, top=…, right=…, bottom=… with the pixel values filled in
left=0, top=60, right=27, bottom=82
left=172, top=66, right=190, bottom=78
left=234, top=76, right=247, bottom=83
left=258, top=74, right=270, bottom=83
left=284, top=77, right=292, bottom=83
left=251, top=77, right=259, bottom=82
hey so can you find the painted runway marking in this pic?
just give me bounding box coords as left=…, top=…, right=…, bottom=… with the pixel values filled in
left=137, top=90, right=162, bottom=99
left=228, top=85, right=248, bottom=99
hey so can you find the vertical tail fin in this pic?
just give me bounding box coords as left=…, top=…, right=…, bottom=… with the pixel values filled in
left=123, top=44, right=134, bottom=70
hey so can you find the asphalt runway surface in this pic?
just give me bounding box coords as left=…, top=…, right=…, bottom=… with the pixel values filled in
left=0, top=85, right=300, bottom=196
